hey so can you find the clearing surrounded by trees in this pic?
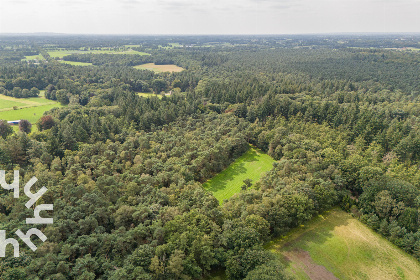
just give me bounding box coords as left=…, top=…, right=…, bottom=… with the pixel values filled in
left=203, top=146, right=275, bottom=203
left=59, top=60, right=93, bottom=66
left=267, top=208, right=420, bottom=280
left=0, top=92, right=62, bottom=130
left=133, top=63, right=184, bottom=73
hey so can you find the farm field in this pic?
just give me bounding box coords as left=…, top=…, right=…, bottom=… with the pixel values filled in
left=0, top=104, right=62, bottom=124
left=133, top=63, right=184, bottom=73
left=0, top=98, right=27, bottom=110
left=48, top=48, right=149, bottom=58
left=203, top=146, right=275, bottom=203
left=266, top=208, right=420, bottom=280
left=22, top=54, right=45, bottom=61
left=0, top=92, right=62, bottom=131
left=59, top=60, right=93, bottom=66
left=0, top=92, right=56, bottom=111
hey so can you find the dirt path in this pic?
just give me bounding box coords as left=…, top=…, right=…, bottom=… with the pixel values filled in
left=283, top=248, right=339, bottom=280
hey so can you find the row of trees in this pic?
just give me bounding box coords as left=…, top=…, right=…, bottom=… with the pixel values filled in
left=0, top=86, right=40, bottom=98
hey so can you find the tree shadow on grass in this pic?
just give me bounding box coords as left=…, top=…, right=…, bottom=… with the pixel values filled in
left=272, top=210, right=351, bottom=279
left=240, top=147, right=260, bottom=162
left=204, top=161, right=248, bottom=193
left=204, top=148, right=262, bottom=193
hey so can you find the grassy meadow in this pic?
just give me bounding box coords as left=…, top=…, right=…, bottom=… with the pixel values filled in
left=203, top=146, right=275, bottom=203
left=0, top=92, right=62, bottom=131
left=137, top=92, right=163, bottom=99
left=0, top=98, right=27, bottom=110
left=22, top=54, right=45, bottom=61
left=266, top=208, right=420, bottom=280
left=0, top=104, right=62, bottom=124
left=133, top=63, right=184, bottom=73
left=59, top=60, right=93, bottom=66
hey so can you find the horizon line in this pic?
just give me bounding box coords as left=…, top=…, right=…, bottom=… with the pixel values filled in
left=1, top=32, right=420, bottom=36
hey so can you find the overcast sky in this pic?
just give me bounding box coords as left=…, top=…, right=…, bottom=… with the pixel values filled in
left=0, top=0, right=419, bottom=34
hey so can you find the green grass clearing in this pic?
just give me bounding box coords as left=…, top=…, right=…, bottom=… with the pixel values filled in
left=0, top=92, right=62, bottom=132
left=133, top=63, right=184, bottom=73
left=59, top=61, right=93, bottom=66
left=22, top=54, right=45, bottom=61
left=266, top=208, right=420, bottom=280
left=203, top=146, right=275, bottom=203
left=0, top=104, right=63, bottom=124
left=0, top=98, right=28, bottom=110
left=0, top=93, right=57, bottom=111
left=137, top=92, right=163, bottom=99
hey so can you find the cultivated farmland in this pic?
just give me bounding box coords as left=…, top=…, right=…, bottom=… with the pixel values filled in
left=203, top=146, right=275, bottom=203
left=267, top=208, right=420, bottom=280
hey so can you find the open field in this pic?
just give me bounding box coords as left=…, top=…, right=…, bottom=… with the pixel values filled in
left=0, top=104, right=62, bottom=124
left=0, top=92, right=62, bottom=131
left=59, top=60, right=93, bottom=66
left=0, top=92, right=57, bottom=111
left=22, top=54, right=45, bottom=61
left=133, top=63, right=184, bottom=73
left=137, top=92, right=163, bottom=99
left=203, top=146, right=275, bottom=203
left=0, top=98, right=27, bottom=110
left=48, top=48, right=150, bottom=58
left=266, top=208, right=420, bottom=280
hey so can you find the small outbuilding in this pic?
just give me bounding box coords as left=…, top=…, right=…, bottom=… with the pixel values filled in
left=7, top=120, right=21, bottom=125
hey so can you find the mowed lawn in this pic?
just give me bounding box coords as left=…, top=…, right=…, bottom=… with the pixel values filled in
left=203, top=146, right=275, bottom=203
left=267, top=208, right=420, bottom=280
left=133, top=63, right=184, bottom=73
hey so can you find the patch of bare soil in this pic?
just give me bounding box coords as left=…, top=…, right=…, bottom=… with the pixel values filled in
left=283, top=248, right=339, bottom=280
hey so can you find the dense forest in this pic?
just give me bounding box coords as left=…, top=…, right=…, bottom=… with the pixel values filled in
left=1, top=34, right=420, bottom=279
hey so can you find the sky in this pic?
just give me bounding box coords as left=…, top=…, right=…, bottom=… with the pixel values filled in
left=0, top=0, right=419, bottom=34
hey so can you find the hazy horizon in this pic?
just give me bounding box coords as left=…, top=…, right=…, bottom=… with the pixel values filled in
left=1, top=0, right=420, bottom=35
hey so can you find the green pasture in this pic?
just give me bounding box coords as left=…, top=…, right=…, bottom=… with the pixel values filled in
left=0, top=104, right=62, bottom=124
left=22, top=54, right=45, bottom=61
left=203, top=146, right=275, bottom=203
left=59, top=61, right=93, bottom=66
left=0, top=92, right=62, bottom=132
left=266, top=208, right=420, bottom=280
left=137, top=92, right=163, bottom=99
left=0, top=99, right=27, bottom=110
